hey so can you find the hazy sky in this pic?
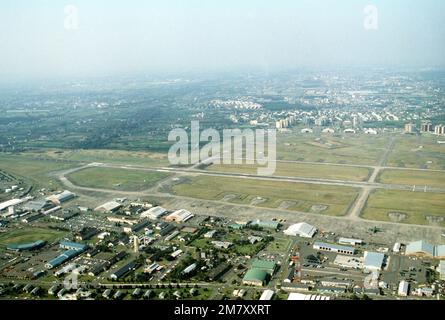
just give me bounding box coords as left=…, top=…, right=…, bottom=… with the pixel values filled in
left=1, top=0, right=444, bottom=78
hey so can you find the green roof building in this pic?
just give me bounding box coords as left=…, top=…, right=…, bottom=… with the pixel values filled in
left=242, top=269, right=269, bottom=287
left=250, top=220, right=280, bottom=230
left=251, top=259, right=277, bottom=275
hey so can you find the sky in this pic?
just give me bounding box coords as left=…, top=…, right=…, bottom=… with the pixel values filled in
left=0, top=0, right=444, bottom=79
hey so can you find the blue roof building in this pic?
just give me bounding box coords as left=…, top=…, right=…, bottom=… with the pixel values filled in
left=7, top=240, right=46, bottom=251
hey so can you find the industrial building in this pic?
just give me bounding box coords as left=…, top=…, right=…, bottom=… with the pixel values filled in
left=46, top=190, right=75, bottom=205
left=182, top=263, right=197, bottom=275
left=140, top=206, right=167, bottom=220
left=259, top=289, right=274, bottom=300
left=439, top=261, right=445, bottom=281
left=45, top=241, right=88, bottom=269
left=398, top=280, right=409, bottom=297
left=249, top=220, right=280, bottom=230
left=287, top=293, right=331, bottom=300
left=46, top=250, right=82, bottom=269
left=313, top=242, right=355, bottom=255
left=123, top=219, right=150, bottom=234
left=283, top=222, right=316, bottom=238
left=7, top=240, right=46, bottom=252
left=60, top=241, right=88, bottom=251
left=338, top=238, right=363, bottom=246
left=242, top=259, right=276, bottom=287
left=242, top=269, right=269, bottom=287
left=95, top=201, right=122, bottom=213
left=405, top=240, right=445, bottom=259
left=363, top=251, right=385, bottom=272
left=76, top=227, right=99, bottom=241
left=110, top=261, right=138, bottom=280
left=0, top=198, right=26, bottom=214
left=49, top=210, right=79, bottom=221
left=251, top=259, right=277, bottom=275
left=23, top=199, right=52, bottom=212
left=165, top=209, right=194, bottom=222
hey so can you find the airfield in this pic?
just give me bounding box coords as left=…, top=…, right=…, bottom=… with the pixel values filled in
left=1, top=130, right=445, bottom=243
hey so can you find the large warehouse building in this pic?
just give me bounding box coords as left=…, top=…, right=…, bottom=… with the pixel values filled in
left=363, top=251, right=385, bottom=272
left=405, top=240, right=445, bottom=259
left=313, top=242, right=355, bottom=255
left=283, top=222, right=316, bottom=238
left=165, top=209, right=194, bottom=223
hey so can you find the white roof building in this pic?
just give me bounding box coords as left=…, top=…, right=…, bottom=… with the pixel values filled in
left=165, top=209, right=194, bottom=222
left=284, top=222, right=316, bottom=238
left=259, top=289, right=274, bottom=300
left=363, top=251, right=385, bottom=272
left=95, top=201, right=122, bottom=213
left=338, top=238, right=363, bottom=246
left=0, top=198, right=26, bottom=213
left=140, top=206, right=167, bottom=220
left=288, top=293, right=330, bottom=300
left=405, top=240, right=445, bottom=259
left=398, top=280, right=409, bottom=296
left=439, top=261, right=445, bottom=281
left=393, top=243, right=401, bottom=253
left=46, top=190, right=75, bottom=205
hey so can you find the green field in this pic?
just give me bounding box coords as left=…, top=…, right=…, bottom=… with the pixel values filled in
left=208, top=162, right=370, bottom=182
left=387, top=135, right=445, bottom=169
left=276, top=130, right=388, bottom=165
left=362, top=189, right=445, bottom=226
left=0, top=227, right=66, bottom=247
left=0, top=153, right=79, bottom=189
left=378, top=169, right=445, bottom=188
left=171, top=175, right=358, bottom=216
left=68, top=167, right=171, bottom=191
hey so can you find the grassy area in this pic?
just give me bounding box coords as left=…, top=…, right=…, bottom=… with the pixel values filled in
left=0, top=227, right=66, bottom=247
left=171, top=176, right=358, bottom=216
left=208, top=162, right=370, bottom=182
left=276, top=130, right=388, bottom=165
left=362, top=189, right=445, bottom=226
left=264, top=238, right=292, bottom=253
left=387, top=135, right=445, bottom=170
left=0, top=153, right=79, bottom=189
left=19, top=149, right=169, bottom=167
left=68, top=167, right=171, bottom=191
left=378, top=169, right=445, bottom=188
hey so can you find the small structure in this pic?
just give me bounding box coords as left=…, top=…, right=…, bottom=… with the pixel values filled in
left=398, top=280, right=409, bottom=297
left=439, top=261, right=445, bottom=281
left=259, top=289, right=274, bottom=300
